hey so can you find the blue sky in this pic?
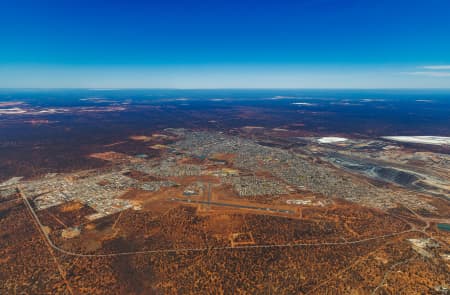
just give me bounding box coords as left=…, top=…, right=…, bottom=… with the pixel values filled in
left=1, top=0, right=450, bottom=88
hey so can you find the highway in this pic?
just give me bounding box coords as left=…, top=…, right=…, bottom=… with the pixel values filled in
left=19, top=186, right=75, bottom=294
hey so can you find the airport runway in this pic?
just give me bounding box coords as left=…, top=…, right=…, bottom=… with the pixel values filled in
left=170, top=197, right=295, bottom=214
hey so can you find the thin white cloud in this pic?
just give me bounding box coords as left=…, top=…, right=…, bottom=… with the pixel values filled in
left=404, top=71, right=450, bottom=77
left=422, top=65, right=450, bottom=70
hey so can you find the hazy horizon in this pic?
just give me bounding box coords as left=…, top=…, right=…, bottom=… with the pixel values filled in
left=1, top=0, right=450, bottom=88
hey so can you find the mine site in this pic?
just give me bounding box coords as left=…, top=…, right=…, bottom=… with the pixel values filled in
left=1, top=91, right=449, bottom=294
left=2, top=1, right=450, bottom=293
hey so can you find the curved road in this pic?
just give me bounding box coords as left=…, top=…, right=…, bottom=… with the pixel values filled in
left=20, top=187, right=418, bottom=258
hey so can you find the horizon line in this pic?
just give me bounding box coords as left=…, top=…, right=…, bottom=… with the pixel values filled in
left=1, top=87, right=450, bottom=90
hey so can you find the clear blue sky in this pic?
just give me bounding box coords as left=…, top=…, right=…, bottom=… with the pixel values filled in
left=1, top=0, right=450, bottom=88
